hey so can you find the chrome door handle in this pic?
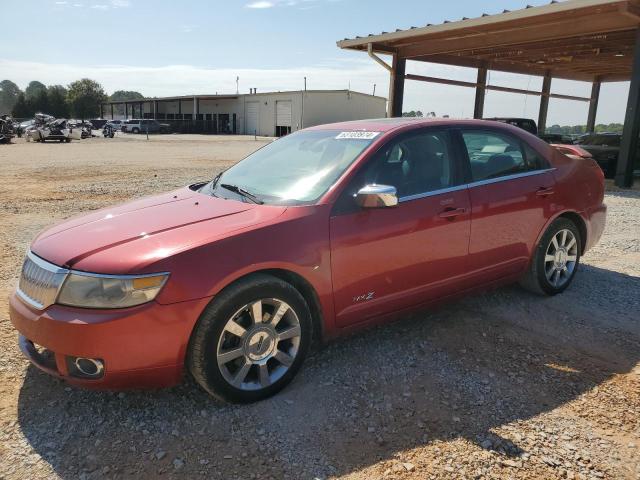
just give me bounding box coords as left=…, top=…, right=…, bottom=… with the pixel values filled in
left=439, top=207, right=466, bottom=219
left=536, top=187, right=555, bottom=197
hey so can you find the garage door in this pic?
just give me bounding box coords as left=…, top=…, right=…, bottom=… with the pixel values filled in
left=246, top=102, right=259, bottom=135
left=276, top=101, right=292, bottom=127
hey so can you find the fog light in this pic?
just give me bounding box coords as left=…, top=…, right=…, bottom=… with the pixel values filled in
left=67, top=356, right=105, bottom=379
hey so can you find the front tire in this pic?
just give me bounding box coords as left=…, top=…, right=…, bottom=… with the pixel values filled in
left=520, top=218, right=582, bottom=295
left=132, top=127, right=140, bottom=134
left=187, top=274, right=312, bottom=403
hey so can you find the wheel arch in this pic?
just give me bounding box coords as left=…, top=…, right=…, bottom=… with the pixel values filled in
left=198, top=268, right=325, bottom=345
left=557, top=211, right=588, bottom=254
left=533, top=210, right=588, bottom=258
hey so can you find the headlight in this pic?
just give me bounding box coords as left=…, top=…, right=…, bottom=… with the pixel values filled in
left=57, top=272, right=169, bottom=309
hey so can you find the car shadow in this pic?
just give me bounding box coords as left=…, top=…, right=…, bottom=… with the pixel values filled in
left=16, top=264, right=640, bottom=478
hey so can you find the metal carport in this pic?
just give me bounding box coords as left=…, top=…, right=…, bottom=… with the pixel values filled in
left=337, top=0, right=640, bottom=187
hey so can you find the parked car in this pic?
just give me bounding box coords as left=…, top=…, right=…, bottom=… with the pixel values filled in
left=67, top=119, right=93, bottom=139
left=9, top=118, right=606, bottom=403
left=0, top=115, right=15, bottom=143
left=539, top=133, right=575, bottom=145
left=18, top=119, right=35, bottom=135
left=25, top=118, right=80, bottom=142
left=90, top=119, right=108, bottom=130
left=122, top=119, right=170, bottom=134
left=574, top=133, right=640, bottom=179
left=105, top=119, right=125, bottom=131
left=484, top=117, right=538, bottom=135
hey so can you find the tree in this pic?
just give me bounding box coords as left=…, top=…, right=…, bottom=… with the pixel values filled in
left=47, top=85, right=69, bottom=118
left=12, top=93, right=30, bottom=118
left=0, top=80, right=22, bottom=115
left=32, top=89, right=49, bottom=115
left=25, top=81, right=47, bottom=101
left=109, top=90, right=144, bottom=116
left=66, top=79, right=107, bottom=120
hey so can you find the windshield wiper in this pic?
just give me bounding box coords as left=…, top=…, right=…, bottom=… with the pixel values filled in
left=211, top=172, right=223, bottom=187
left=219, top=184, right=264, bottom=204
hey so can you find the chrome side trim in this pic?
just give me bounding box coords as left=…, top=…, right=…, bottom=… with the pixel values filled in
left=399, top=184, right=468, bottom=203
left=466, top=168, right=555, bottom=189
left=398, top=168, right=555, bottom=203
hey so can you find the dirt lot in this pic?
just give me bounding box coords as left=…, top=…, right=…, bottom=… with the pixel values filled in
left=0, top=134, right=639, bottom=480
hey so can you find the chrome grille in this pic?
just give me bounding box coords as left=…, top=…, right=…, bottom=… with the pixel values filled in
left=17, top=252, right=69, bottom=310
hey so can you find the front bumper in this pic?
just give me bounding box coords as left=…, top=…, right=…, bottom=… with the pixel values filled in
left=9, top=292, right=211, bottom=389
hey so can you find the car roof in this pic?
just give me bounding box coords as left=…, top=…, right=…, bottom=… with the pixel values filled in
left=306, top=117, right=526, bottom=133
left=485, top=117, right=535, bottom=122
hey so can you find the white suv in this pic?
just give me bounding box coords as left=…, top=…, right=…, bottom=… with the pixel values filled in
left=106, top=120, right=124, bottom=131
left=122, top=119, right=168, bottom=134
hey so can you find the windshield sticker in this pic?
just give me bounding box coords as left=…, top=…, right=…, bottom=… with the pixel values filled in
left=335, top=131, right=381, bottom=140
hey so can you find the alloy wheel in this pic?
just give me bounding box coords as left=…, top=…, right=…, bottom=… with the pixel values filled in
left=216, top=298, right=301, bottom=391
left=544, top=228, right=578, bottom=288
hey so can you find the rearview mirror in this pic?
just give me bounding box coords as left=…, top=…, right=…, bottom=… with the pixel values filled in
left=356, top=184, right=398, bottom=208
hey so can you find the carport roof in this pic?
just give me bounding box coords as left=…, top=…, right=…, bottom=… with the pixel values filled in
left=337, top=0, right=640, bottom=82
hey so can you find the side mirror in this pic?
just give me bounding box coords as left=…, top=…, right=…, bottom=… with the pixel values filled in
left=356, top=184, right=398, bottom=208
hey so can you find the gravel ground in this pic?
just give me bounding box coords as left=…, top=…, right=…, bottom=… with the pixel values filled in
left=0, top=134, right=638, bottom=480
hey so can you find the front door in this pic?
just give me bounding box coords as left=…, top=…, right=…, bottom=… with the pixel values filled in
left=330, top=129, right=471, bottom=327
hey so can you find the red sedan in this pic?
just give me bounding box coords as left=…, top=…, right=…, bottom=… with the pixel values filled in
left=9, top=118, right=606, bottom=403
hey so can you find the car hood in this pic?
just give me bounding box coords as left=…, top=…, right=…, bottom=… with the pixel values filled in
left=31, top=186, right=287, bottom=274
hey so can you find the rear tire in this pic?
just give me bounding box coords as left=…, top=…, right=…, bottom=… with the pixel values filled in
left=187, top=274, right=312, bottom=403
left=520, top=218, right=582, bottom=296
left=132, top=128, right=140, bottom=134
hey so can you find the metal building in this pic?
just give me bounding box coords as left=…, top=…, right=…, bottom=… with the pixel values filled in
left=101, top=90, right=387, bottom=137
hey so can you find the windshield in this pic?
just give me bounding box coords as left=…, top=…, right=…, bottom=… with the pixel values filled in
left=203, top=129, right=379, bottom=205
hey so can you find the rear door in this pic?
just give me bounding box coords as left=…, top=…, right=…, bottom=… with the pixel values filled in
left=330, top=128, right=471, bottom=327
left=457, top=128, right=555, bottom=280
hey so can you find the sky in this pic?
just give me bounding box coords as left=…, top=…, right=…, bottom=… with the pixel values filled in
left=0, top=0, right=631, bottom=125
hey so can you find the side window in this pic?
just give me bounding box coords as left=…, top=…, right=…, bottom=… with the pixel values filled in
left=363, top=130, right=455, bottom=198
left=523, top=143, right=550, bottom=170
left=462, top=131, right=526, bottom=181
left=333, top=130, right=456, bottom=213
